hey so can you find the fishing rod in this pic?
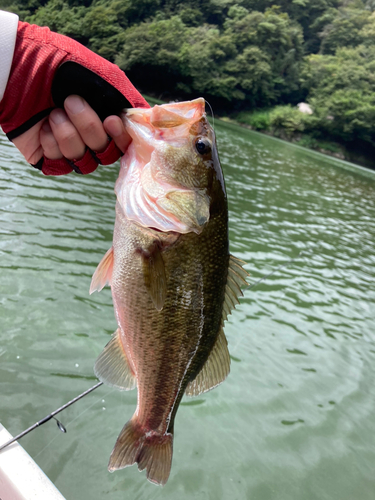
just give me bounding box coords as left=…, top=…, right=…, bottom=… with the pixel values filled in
left=0, top=381, right=103, bottom=452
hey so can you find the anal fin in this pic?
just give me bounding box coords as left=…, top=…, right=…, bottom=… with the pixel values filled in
left=185, top=328, right=230, bottom=396
left=90, top=247, right=114, bottom=294
left=94, top=329, right=136, bottom=391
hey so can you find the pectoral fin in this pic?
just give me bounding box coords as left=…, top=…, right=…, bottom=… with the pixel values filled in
left=94, top=328, right=136, bottom=391
left=142, top=245, right=167, bottom=311
left=185, top=328, right=230, bottom=396
left=90, top=247, right=114, bottom=294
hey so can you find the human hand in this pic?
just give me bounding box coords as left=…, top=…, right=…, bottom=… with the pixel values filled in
left=13, top=96, right=132, bottom=175
left=0, top=20, right=149, bottom=175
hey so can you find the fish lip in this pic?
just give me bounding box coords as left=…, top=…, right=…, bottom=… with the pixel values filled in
left=123, top=97, right=206, bottom=120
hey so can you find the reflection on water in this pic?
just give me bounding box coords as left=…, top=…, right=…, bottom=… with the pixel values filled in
left=1, top=123, right=375, bottom=500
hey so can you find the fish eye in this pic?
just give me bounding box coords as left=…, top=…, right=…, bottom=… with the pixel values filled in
left=195, top=138, right=211, bottom=155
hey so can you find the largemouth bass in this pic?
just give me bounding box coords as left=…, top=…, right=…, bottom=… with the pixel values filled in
left=90, top=98, right=248, bottom=485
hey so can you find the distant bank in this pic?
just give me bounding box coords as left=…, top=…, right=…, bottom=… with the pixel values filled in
left=144, top=96, right=375, bottom=171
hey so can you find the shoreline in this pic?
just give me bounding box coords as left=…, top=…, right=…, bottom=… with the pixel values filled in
left=218, top=117, right=375, bottom=171
left=218, top=116, right=348, bottom=162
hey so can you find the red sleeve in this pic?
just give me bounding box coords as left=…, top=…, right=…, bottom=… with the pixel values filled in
left=0, top=21, right=149, bottom=137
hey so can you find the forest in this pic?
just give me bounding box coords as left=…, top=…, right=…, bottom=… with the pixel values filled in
left=2, top=0, right=375, bottom=163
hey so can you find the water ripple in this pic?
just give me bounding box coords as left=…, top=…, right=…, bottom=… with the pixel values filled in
left=1, top=124, right=375, bottom=499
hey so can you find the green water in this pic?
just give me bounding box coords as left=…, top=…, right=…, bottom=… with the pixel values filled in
left=1, top=122, right=375, bottom=500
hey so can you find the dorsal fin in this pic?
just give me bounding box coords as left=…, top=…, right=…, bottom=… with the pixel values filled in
left=185, top=255, right=249, bottom=396
left=90, top=247, right=114, bottom=294
left=185, top=327, right=230, bottom=396
left=222, top=254, right=249, bottom=322
left=228, top=255, right=249, bottom=283
left=94, top=329, right=137, bottom=391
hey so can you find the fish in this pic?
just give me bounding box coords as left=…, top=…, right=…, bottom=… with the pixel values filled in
left=89, top=98, right=248, bottom=485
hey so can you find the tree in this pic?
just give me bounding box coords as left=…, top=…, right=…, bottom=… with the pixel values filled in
left=301, top=45, right=375, bottom=145
left=223, top=7, right=304, bottom=103
left=26, top=0, right=88, bottom=44
left=319, top=5, right=371, bottom=54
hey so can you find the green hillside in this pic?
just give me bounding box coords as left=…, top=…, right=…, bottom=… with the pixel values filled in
left=3, top=0, right=375, bottom=164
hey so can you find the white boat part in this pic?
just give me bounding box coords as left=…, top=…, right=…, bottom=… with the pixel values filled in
left=0, top=423, right=65, bottom=500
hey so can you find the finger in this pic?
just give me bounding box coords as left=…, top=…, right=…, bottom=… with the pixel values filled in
left=40, top=120, right=63, bottom=159
left=49, top=109, right=86, bottom=160
left=12, top=121, right=44, bottom=164
left=103, top=115, right=131, bottom=154
left=64, top=95, right=108, bottom=153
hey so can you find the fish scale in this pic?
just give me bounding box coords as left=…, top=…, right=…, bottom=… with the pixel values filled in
left=90, top=98, right=248, bottom=485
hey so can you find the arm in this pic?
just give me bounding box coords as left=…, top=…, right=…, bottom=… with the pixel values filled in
left=0, top=12, right=149, bottom=175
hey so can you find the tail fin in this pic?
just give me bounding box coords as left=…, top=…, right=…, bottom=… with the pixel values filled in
left=108, top=418, right=173, bottom=486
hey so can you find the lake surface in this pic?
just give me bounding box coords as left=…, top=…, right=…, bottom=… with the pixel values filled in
left=1, top=121, right=375, bottom=500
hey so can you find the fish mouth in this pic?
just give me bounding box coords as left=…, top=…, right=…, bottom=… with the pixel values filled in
left=118, top=98, right=211, bottom=235
left=124, top=97, right=206, bottom=129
